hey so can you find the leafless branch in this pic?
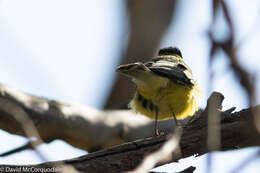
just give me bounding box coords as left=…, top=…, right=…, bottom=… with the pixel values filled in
left=131, top=127, right=182, bottom=173
left=0, top=83, right=177, bottom=154
left=0, top=96, right=46, bottom=161
left=1, top=91, right=259, bottom=172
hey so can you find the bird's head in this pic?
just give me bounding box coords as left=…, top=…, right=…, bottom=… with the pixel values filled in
left=158, top=47, right=182, bottom=58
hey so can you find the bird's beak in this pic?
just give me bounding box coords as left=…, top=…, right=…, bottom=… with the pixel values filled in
left=116, top=63, right=136, bottom=73
left=116, top=62, right=149, bottom=75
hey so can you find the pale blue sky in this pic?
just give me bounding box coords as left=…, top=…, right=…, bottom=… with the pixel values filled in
left=0, top=0, right=259, bottom=172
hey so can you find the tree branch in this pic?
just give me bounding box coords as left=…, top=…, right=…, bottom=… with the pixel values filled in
left=0, top=83, right=176, bottom=152
left=0, top=84, right=259, bottom=172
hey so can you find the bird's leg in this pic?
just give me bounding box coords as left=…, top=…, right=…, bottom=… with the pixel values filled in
left=172, top=112, right=180, bottom=127
left=186, top=113, right=197, bottom=124
left=154, top=107, right=159, bottom=136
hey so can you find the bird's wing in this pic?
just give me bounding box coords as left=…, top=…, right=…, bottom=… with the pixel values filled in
left=145, top=57, right=195, bottom=86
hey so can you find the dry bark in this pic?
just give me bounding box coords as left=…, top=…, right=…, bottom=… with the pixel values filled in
left=1, top=83, right=259, bottom=172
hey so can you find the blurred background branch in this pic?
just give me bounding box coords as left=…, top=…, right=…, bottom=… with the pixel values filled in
left=104, top=0, right=177, bottom=109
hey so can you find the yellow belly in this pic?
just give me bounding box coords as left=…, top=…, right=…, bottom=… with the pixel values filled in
left=129, top=82, right=200, bottom=120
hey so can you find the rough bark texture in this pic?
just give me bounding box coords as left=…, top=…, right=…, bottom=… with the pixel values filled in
left=64, top=105, right=259, bottom=172
left=0, top=83, right=259, bottom=172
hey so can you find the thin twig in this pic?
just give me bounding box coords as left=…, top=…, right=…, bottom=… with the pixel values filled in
left=0, top=142, right=33, bottom=157
left=0, top=98, right=47, bottom=161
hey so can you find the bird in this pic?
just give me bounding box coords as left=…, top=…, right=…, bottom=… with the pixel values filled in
left=116, top=47, right=200, bottom=135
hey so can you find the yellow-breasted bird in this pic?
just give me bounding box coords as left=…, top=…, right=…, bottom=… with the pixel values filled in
left=116, top=47, right=200, bottom=135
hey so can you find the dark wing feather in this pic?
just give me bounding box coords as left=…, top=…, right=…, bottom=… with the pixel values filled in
left=145, top=58, right=195, bottom=86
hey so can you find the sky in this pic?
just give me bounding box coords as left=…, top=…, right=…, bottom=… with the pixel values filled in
left=0, top=0, right=260, bottom=172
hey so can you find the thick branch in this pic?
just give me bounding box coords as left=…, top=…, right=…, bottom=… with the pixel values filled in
left=0, top=84, right=259, bottom=172
left=62, top=105, right=259, bottom=172
left=0, top=83, right=176, bottom=152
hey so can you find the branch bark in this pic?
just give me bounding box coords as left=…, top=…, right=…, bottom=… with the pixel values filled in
left=0, top=83, right=260, bottom=172
left=0, top=83, right=176, bottom=152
